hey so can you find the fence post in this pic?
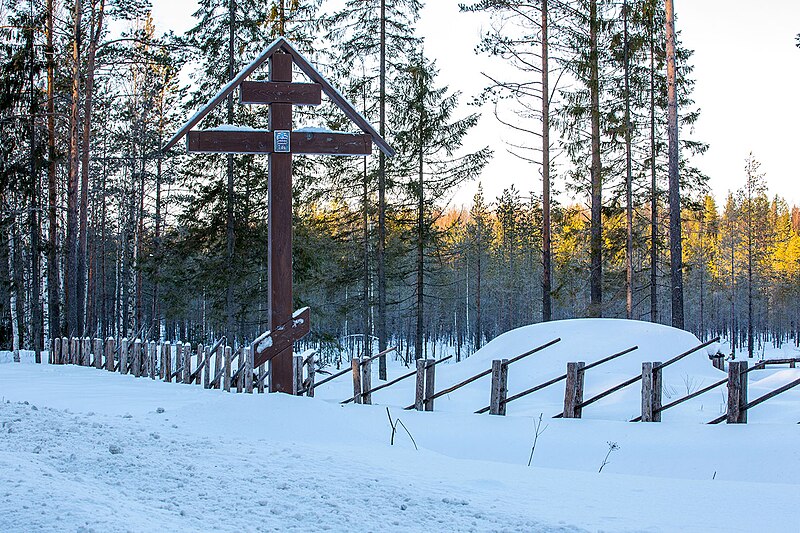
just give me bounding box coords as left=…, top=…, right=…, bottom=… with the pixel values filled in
left=414, top=359, right=425, bottom=411
left=424, top=359, right=436, bottom=412
left=351, top=357, right=362, bottom=404
left=203, top=345, right=211, bottom=389
left=120, top=338, right=128, bottom=374
left=162, top=342, right=171, bottom=382
left=361, top=356, right=372, bottom=404
left=81, top=337, right=89, bottom=366
left=236, top=348, right=246, bottom=393
left=51, top=338, right=58, bottom=365
left=257, top=363, right=266, bottom=393
left=174, top=341, right=183, bottom=381
left=104, top=337, right=114, bottom=372
left=183, top=343, right=192, bottom=384
left=563, top=361, right=585, bottom=418
left=245, top=346, right=254, bottom=393
left=132, top=339, right=141, bottom=377
left=194, top=344, right=203, bottom=385
left=727, top=361, right=748, bottom=424
left=69, top=337, right=76, bottom=365
left=306, top=353, right=315, bottom=397
left=148, top=341, right=156, bottom=379
left=641, top=362, right=664, bottom=422
left=215, top=344, right=223, bottom=390
left=489, top=359, right=508, bottom=416
left=293, top=355, right=303, bottom=396
left=223, top=346, right=232, bottom=392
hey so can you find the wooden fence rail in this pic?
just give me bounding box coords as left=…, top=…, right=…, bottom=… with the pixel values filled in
left=402, top=338, right=561, bottom=411
left=475, top=345, right=639, bottom=415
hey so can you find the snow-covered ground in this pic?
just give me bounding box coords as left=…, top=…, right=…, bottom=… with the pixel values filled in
left=1, top=319, right=799, bottom=532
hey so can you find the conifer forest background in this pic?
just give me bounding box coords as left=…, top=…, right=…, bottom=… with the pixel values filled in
left=2, top=0, right=799, bottom=364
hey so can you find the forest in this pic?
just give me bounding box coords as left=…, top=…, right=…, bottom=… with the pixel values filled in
left=1, top=0, right=799, bottom=365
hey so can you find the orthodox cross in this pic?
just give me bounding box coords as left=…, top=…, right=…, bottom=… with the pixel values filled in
left=164, top=37, right=394, bottom=394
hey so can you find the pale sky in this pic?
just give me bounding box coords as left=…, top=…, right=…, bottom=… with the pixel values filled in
left=151, top=1, right=800, bottom=208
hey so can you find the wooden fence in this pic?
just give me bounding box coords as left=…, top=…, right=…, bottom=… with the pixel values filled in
left=47, top=335, right=317, bottom=397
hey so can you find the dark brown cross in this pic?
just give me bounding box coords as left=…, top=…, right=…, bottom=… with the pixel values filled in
left=164, top=37, right=393, bottom=394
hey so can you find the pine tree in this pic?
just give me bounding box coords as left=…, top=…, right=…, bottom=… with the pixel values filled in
left=392, top=54, right=490, bottom=358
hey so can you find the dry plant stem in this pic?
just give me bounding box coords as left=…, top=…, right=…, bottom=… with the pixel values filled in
left=527, top=413, right=548, bottom=467
left=385, top=407, right=418, bottom=451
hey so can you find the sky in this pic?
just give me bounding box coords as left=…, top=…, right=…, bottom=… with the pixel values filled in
left=150, top=0, right=800, bottom=208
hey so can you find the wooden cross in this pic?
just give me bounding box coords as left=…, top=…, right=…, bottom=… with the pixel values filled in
left=164, top=37, right=393, bottom=394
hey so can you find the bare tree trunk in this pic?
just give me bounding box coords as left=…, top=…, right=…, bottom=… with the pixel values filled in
left=225, top=0, right=236, bottom=337
left=623, top=0, right=633, bottom=320
left=29, top=21, right=42, bottom=363
left=78, top=0, right=105, bottom=338
left=666, top=0, right=684, bottom=329
left=541, top=0, right=552, bottom=322
left=377, top=0, right=388, bottom=358
left=66, top=0, right=83, bottom=336
left=588, top=0, right=603, bottom=318
left=7, top=219, right=21, bottom=362
left=415, top=135, right=424, bottom=360
left=475, top=250, right=482, bottom=349
left=46, top=0, right=61, bottom=340
left=649, top=9, right=658, bottom=324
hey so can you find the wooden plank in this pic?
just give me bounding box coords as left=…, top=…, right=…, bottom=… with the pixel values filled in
left=245, top=346, right=254, bottom=393
left=224, top=346, right=232, bottom=392
left=305, top=354, right=315, bottom=397
left=727, top=361, right=748, bottom=424
left=415, top=359, right=425, bottom=411
left=280, top=38, right=395, bottom=157
left=149, top=341, right=157, bottom=379
left=183, top=343, right=192, bottom=384
left=163, top=37, right=287, bottom=152
left=188, top=129, right=372, bottom=156
left=489, top=360, right=509, bottom=416
left=83, top=337, right=91, bottom=366
left=120, top=338, right=128, bottom=375
left=293, top=355, right=304, bottom=397
left=215, top=344, right=223, bottom=389
left=563, top=362, right=585, bottom=419
left=424, top=359, right=436, bottom=412
left=351, top=357, right=362, bottom=405
left=203, top=346, right=211, bottom=389
left=132, top=339, right=141, bottom=377
left=361, top=356, right=372, bottom=405
left=105, top=337, right=114, bottom=372
left=254, top=309, right=311, bottom=369
left=240, top=81, right=322, bottom=105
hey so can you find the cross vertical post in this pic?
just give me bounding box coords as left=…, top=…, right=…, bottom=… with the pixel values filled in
left=268, top=51, right=294, bottom=393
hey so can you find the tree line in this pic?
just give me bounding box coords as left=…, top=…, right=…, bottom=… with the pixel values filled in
left=1, top=0, right=797, bottom=364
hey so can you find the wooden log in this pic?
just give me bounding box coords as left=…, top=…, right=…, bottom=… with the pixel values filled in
left=182, top=342, right=192, bottom=384
left=63, top=337, right=70, bottom=364
left=653, top=362, right=662, bottom=422
left=351, top=357, right=362, bottom=405
left=132, top=339, right=141, bottom=377
left=83, top=337, right=91, bottom=366
left=149, top=341, right=157, bottom=379
left=235, top=347, right=246, bottom=393
left=727, top=361, right=748, bottom=424
left=71, top=337, right=78, bottom=365
left=105, top=337, right=114, bottom=372
left=257, top=363, right=266, bottom=394
left=305, top=353, right=315, bottom=397
left=489, top=359, right=509, bottom=416
left=162, top=342, right=171, bottom=382
left=424, top=359, right=436, bottom=412
left=224, top=346, right=232, bottom=392
left=563, top=362, right=585, bottom=419
left=215, top=344, right=223, bottom=389
left=245, top=345, right=254, bottom=394
left=188, top=129, right=372, bottom=156
left=120, top=338, right=128, bottom=374
left=361, top=356, right=373, bottom=405
left=195, top=344, right=203, bottom=385
left=293, top=355, right=304, bottom=397
left=415, top=359, right=425, bottom=411
left=51, top=337, right=58, bottom=365
left=92, top=338, right=101, bottom=368
left=203, top=345, right=211, bottom=389
left=641, top=362, right=663, bottom=422
left=239, top=81, right=322, bottom=106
